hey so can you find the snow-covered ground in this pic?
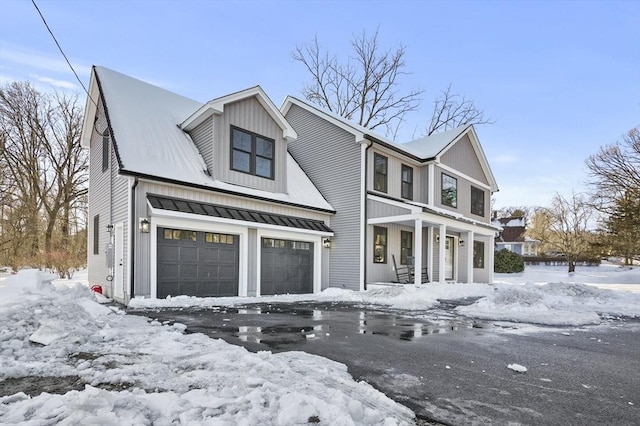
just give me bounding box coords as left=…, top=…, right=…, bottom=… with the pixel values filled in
left=129, top=264, right=640, bottom=327
left=1, top=264, right=638, bottom=424
left=0, top=270, right=413, bottom=425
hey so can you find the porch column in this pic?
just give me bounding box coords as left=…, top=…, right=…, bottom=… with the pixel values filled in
left=438, top=224, right=446, bottom=283
left=466, top=231, right=474, bottom=283
left=413, top=218, right=423, bottom=285
left=427, top=227, right=434, bottom=283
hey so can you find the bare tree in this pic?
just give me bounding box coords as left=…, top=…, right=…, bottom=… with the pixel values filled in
left=293, top=29, right=423, bottom=137
left=427, top=84, right=493, bottom=135
left=527, top=192, right=595, bottom=273
left=0, top=81, right=87, bottom=275
left=585, top=127, right=640, bottom=213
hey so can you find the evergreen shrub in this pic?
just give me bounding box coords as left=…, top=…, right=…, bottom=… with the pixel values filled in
left=494, top=249, right=525, bottom=273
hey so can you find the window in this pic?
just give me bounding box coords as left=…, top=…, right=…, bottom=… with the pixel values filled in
left=374, top=153, right=388, bottom=193
left=102, top=134, right=109, bottom=172
left=401, top=165, right=413, bottom=200
left=373, top=226, right=387, bottom=263
left=205, top=233, right=235, bottom=244
left=471, top=186, right=485, bottom=216
left=93, top=215, right=99, bottom=255
left=441, top=173, right=457, bottom=208
left=473, top=241, right=484, bottom=268
left=163, top=229, right=197, bottom=241
left=400, top=230, right=413, bottom=265
left=231, top=126, right=274, bottom=179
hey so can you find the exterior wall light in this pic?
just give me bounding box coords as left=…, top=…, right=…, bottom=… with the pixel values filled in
left=459, top=239, right=465, bottom=247
left=139, top=218, right=150, bottom=233
left=435, top=235, right=440, bottom=243
left=322, top=238, right=331, bottom=248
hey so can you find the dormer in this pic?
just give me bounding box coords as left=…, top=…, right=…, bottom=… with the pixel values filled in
left=181, top=86, right=297, bottom=194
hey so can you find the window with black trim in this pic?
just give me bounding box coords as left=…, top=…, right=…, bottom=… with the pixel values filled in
left=441, top=173, right=457, bottom=208
left=373, top=226, right=387, bottom=263
left=231, top=126, right=274, bottom=179
left=471, top=186, right=485, bottom=216
left=401, top=164, right=413, bottom=200
left=473, top=241, right=485, bottom=268
left=102, top=134, right=109, bottom=172
left=374, top=153, right=388, bottom=193
left=93, top=215, right=99, bottom=255
left=400, top=230, right=413, bottom=265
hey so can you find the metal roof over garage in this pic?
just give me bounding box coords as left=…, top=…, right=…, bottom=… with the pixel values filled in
left=148, top=194, right=333, bottom=233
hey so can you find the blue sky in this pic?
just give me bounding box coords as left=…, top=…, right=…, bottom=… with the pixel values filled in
left=1, top=0, right=638, bottom=209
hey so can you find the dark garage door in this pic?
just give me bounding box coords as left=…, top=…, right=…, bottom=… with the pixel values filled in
left=261, top=238, right=314, bottom=295
left=157, top=228, right=239, bottom=298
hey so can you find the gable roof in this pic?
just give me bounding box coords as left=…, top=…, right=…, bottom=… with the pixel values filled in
left=81, top=66, right=333, bottom=213
left=281, top=96, right=499, bottom=192
left=181, top=86, right=297, bottom=140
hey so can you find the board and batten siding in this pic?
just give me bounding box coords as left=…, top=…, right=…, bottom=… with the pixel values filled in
left=367, top=148, right=424, bottom=203
left=213, top=97, right=286, bottom=193
left=440, top=135, right=489, bottom=186
left=285, top=104, right=362, bottom=291
left=190, top=117, right=214, bottom=175
left=134, top=180, right=332, bottom=297
left=434, top=165, right=490, bottom=222
left=367, top=224, right=430, bottom=283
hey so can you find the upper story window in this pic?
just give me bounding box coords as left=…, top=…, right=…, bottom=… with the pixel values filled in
left=231, top=126, right=274, bottom=179
left=102, top=133, right=109, bottom=172
left=401, top=164, right=413, bottom=200
left=471, top=186, right=485, bottom=216
left=441, top=173, right=457, bottom=208
left=374, top=153, right=388, bottom=193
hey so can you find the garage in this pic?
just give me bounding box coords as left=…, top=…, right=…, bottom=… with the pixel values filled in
left=261, top=238, right=314, bottom=295
left=157, top=228, right=239, bottom=298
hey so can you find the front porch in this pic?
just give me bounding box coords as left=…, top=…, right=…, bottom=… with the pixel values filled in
left=367, top=208, right=497, bottom=285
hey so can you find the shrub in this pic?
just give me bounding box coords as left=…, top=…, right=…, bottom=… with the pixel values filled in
left=494, top=249, right=525, bottom=273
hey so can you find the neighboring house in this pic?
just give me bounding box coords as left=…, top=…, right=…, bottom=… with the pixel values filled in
left=82, top=67, right=501, bottom=303
left=82, top=67, right=334, bottom=304
left=282, top=98, right=501, bottom=288
left=492, top=216, right=539, bottom=256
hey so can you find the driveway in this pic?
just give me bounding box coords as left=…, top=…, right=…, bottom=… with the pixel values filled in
left=132, top=302, right=640, bottom=425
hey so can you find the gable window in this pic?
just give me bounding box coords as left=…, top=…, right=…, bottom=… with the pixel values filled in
left=401, top=164, right=413, bottom=200
left=102, top=134, right=109, bottom=172
left=471, top=186, right=485, bottom=216
left=93, top=215, right=99, bottom=255
left=374, top=153, right=388, bottom=193
left=400, top=230, right=413, bottom=265
left=373, top=226, right=387, bottom=263
left=473, top=241, right=484, bottom=268
left=441, top=173, right=457, bottom=208
left=231, top=126, right=274, bottom=179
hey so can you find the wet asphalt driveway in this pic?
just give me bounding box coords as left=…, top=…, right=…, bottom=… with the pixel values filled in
left=131, top=302, right=640, bottom=425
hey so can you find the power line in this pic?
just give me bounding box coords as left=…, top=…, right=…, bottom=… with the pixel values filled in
left=31, top=0, right=96, bottom=106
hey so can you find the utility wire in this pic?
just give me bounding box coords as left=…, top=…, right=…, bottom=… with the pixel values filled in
left=31, top=0, right=96, bottom=106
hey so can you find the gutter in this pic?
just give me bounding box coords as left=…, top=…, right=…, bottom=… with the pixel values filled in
left=129, top=177, right=139, bottom=301
left=361, top=139, right=373, bottom=291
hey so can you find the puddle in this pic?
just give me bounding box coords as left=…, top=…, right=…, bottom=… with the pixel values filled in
left=136, top=303, right=475, bottom=350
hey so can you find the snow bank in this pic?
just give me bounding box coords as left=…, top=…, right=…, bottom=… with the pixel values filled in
left=0, top=270, right=414, bottom=425
left=457, top=282, right=640, bottom=326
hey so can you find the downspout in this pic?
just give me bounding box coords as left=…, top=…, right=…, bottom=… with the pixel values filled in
left=361, top=139, right=373, bottom=291
left=129, top=177, right=139, bottom=301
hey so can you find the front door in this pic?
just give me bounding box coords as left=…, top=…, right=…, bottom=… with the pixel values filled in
left=445, top=236, right=455, bottom=281
left=114, top=222, right=125, bottom=299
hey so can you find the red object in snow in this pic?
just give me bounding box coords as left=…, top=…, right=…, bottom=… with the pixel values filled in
left=91, top=285, right=103, bottom=294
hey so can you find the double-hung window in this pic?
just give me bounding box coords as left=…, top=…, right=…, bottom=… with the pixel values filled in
left=231, top=126, right=274, bottom=179
left=401, top=164, right=413, bottom=200
left=471, top=186, right=485, bottom=216
left=374, top=153, right=388, bottom=193
left=441, top=173, right=457, bottom=208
